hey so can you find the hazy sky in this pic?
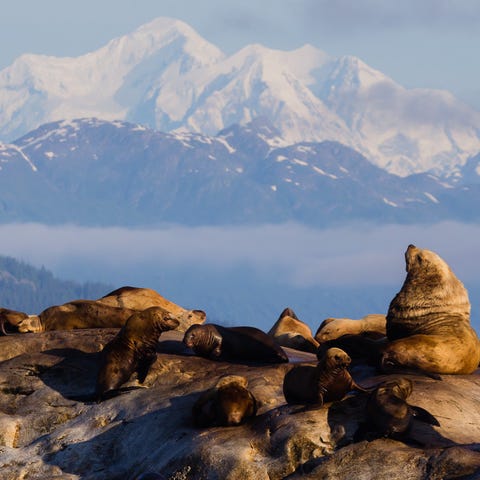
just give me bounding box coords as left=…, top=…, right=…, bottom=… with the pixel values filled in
left=1, top=0, right=479, bottom=109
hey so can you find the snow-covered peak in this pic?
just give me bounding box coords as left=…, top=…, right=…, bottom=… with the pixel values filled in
left=0, top=17, right=479, bottom=177
left=99, top=17, right=225, bottom=70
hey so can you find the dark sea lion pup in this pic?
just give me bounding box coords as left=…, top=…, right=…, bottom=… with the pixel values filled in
left=95, top=306, right=179, bottom=401
left=192, top=375, right=257, bottom=427
left=363, top=377, right=439, bottom=440
left=183, top=323, right=288, bottom=364
left=283, top=347, right=369, bottom=406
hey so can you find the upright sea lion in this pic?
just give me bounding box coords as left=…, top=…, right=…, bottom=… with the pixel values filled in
left=365, top=377, right=439, bottom=439
left=192, top=375, right=257, bottom=427
left=382, top=245, right=480, bottom=375
left=95, top=306, right=179, bottom=400
left=183, top=324, right=289, bottom=364
left=283, top=347, right=368, bottom=405
left=268, top=307, right=319, bottom=353
left=315, top=314, right=387, bottom=344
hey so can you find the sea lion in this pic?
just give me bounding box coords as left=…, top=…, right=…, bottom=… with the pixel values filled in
left=268, top=307, right=319, bottom=353
left=382, top=244, right=480, bottom=375
left=192, top=375, right=257, bottom=427
left=365, top=377, right=439, bottom=439
left=183, top=324, right=289, bottom=364
left=0, top=308, right=30, bottom=335
left=95, top=306, right=179, bottom=400
left=283, top=347, right=368, bottom=405
left=315, top=314, right=387, bottom=344
left=98, top=286, right=206, bottom=332
left=316, top=334, right=385, bottom=366
left=3, top=286, right=205, bottom=333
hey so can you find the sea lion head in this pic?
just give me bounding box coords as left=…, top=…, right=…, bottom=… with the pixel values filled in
left=183, top=324, right=221, bottom=357
left=322, top=347, right=351, bottom=369
left=124, top=307, right=179, bottom=338
left=315, top=318, right=346, bottom=343
left=381, top=378, right=413, bottom=400
left=216, top=383, right=257, bottom=426
left=183, top=324, right=203, bottom=349
left=405, top=244, right=452, bottom=278
left=146, top=307, right=180, bottom=332
left=380, top=341, right=423, bottom=373
left=0, top=308, right=29, bottom=334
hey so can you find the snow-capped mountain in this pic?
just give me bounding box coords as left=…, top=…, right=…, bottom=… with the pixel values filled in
left=0, top=17, right=479, bottom=178
left=0, top=117, right=479, bottom=226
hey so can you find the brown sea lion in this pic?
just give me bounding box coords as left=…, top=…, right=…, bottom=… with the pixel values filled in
left=98, top=286, right=206, bottom=331
left=268, top=307, right=319, bottom=353
left=192, top=375, right=257, bottom=427
left=315, top=314, right=387, bottom=344
left=0, top=308, right=30, bottom=335
left=183, top=324, right=289, bottom=364
left=283, top=347, right=368, bottom=405
left=95, top=306, right=179, bottom=400
left=316, top=334, right=385, bottom=365
left=365, top=377, right=439, bottom=439
left=382, top=244, right=480, bottom=375
left=3, top=286, right=204, bottom=333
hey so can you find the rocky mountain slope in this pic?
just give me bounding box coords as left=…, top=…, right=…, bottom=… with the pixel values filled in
left=1, top=117, right=480, bottom=227
left=0, top=17, right=479, bottom=177
left=0, top=255, right=111, bottom=313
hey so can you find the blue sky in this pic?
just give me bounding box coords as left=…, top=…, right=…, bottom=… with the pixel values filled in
left=1, top=0, right=479, bottom=109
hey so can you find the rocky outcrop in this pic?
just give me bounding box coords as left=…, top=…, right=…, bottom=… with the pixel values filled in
left=0, top=329, right=479, bottom=479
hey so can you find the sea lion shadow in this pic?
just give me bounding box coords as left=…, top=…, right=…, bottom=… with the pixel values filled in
left=40, top=390, right=206, bottom=478
left=39, top=348, right=101, bottom=399
left=156, top=339, right=195, bottom=356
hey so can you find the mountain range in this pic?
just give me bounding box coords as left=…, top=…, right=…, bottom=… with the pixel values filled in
left=0, top=17, right=479, bottom=178
left=0, top=117, right=479, bottom=227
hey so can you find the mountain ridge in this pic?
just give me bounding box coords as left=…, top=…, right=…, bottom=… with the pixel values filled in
left=1, top=117, right=479, bottom=227
left=0, top=17, right=479, bottom=177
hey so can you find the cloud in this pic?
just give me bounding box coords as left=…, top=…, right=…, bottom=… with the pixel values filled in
left=360, top=80, right=480, bottom=127
left=0, top=221, right=479, bottom=289
left=302, top=0, right=480, bottom=32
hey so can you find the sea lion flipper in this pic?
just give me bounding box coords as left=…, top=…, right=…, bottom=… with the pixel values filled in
left=352, top=381, right=375, bottom=393
left=410, top=405, right=440, bottom=426
left=136, top=353, right=157, bottom=383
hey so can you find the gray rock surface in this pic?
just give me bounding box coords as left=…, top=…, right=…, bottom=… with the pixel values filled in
left=0, top=329, right=479, bottom=479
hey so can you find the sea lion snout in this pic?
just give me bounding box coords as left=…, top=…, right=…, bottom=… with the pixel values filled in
left=161, top=314, right=180, bottom=331
left=182, top=325, right=197, bottom=348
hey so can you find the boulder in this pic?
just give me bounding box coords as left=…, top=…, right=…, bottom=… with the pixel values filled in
left=0, top=329, right=479, bottom=479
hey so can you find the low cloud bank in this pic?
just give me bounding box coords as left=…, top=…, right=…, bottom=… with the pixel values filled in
left=0, top=221, right=478, bottom=288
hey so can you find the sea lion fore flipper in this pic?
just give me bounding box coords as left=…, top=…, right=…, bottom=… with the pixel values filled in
left=410, top=405, right=440, bottom=426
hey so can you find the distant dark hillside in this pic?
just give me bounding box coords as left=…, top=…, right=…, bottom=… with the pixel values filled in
left=0, top=255, right=112, bottom=313
left=1, top=118, right=480, bottom=227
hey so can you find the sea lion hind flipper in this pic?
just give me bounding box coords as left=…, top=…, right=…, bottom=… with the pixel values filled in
left=411, top=405, right=440, bottom=426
